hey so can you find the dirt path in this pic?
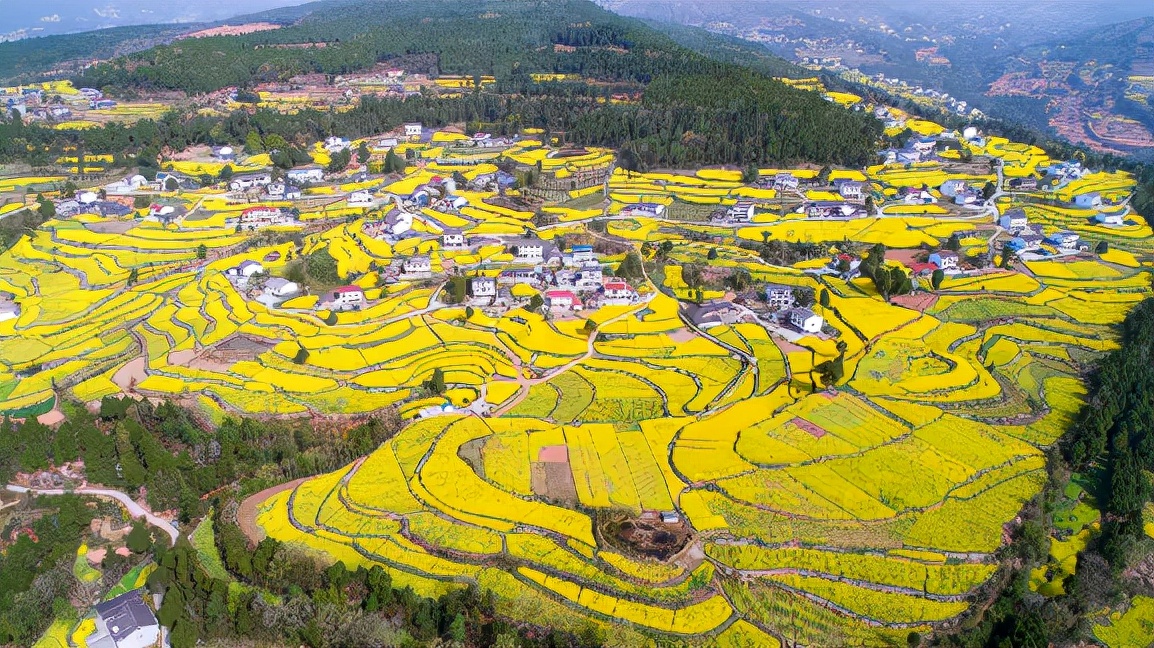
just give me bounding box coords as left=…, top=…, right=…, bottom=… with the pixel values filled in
left=236, top=477, right=308, bottom=544
left=6, top=484, right=178, bottom=545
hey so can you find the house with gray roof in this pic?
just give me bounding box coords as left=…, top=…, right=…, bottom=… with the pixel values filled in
left=87, top=589, right=160, bottom=648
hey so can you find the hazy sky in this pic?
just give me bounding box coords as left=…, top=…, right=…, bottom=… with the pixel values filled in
left=0, top=0, right=313, bottom=36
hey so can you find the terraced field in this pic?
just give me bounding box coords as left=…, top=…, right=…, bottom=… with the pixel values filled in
left=3, top=120, right=1152, bottom=645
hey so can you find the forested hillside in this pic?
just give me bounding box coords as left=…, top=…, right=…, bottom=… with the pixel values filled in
left=0, top=0, right=881, bottom=169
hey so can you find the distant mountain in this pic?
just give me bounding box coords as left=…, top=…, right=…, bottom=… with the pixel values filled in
left=602, top=0, right=1154, bottom=157
left=0, top=0, right=312, bottom=41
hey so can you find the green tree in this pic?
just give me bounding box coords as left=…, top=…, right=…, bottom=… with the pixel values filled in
left=195, top=244, right=207, bottom=260
left=1096, top=240, right=1109, bottom=254
left=36, top=194, right=55, bottom=219
left=244, top=131, right=263, bottom=153
left=741, top=164, right=758, bottom=184
left=424, top=368, right=446, bottom=396
left=615, top=252, right=644, bottom=280
left=356, top=141, right=370, bottom=164
left=126, top=520, right=151, bottom=553
left=383, top=149, right=406, bottom=174
left=527, top=293, right=544, bottom=311
left=931, top=269, right=945, bottom=290
left=819, top=288, right=830, bottom=310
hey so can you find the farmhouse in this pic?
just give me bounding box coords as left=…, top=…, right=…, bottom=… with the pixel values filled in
left=835, top=180, right=865, bottom=201
left=499, top=269, right=541, bottom=286
left=404, top=122, right=423, bottom=139
left=506, top=238, right=560, bottom=264
left=575, top=264, right=604, bottom=290
left=773, top=173, right=799, bottom=190
left=402, top=255, right=432, bottom=275
left=999, top=208, right=1029, bottom=233
left=545, top=290, right=580, bottom=310
left=1046, top=230, right=1081, bottom=249
left=286, top=166, right=325, bottom=184
left=328, top=286, right=365, bottom=311
left=1074, top=192, right=1102, bottom=209
left=725, top=201, right=756, bottom=222
left=240, top=206, right=290, bottom=229
left=87, top=589, right=159, bottom=648
left=267, top=182, right=301, bottom=200
left=1094, top=212, right=1125, bottom=226
left=554, top=269, right=576, bottom=287
left=806, top=202, right=867, bottom=219
left=901, top=187, right=936, bottom=204
left=262, top=278, right=299, bottom=301
left=688, top=300, right=743, bottom=329
left=600, top=281, right=635, bottom=306
left=442, top=230, right=467, bottom=249
left=939, top=179, right=970, bottom=198
left=954, top=188, right=981, bottom=205
left=468, top=277, right=497, bottom=298
left=347, top=190, right=375, bottom=206
left=0, top=297, right=20, bottom=322
left=1008, top=177, right=1038, bottom=191
left=785, top=307, right=823, bottom=333
left=927, top=250, right=959, bottom=270
left=229, top=172, right=272, bottom=191
left=226, top=260, right=264, bottom=281
left=621, top=202, right=666, bottom=218
left=568, top=244, right=597, bottom=265
left=764, top=284, right=795, bottom=310
left=153, top=171, right=198, bottom=192
left=324, top=136, right=351, bottom=152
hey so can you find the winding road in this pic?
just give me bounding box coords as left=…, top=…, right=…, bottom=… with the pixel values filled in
left=5, top=484, right=179, bottom=546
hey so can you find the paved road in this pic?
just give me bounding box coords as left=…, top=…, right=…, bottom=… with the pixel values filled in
left=5, top=484, right=179, bottom=546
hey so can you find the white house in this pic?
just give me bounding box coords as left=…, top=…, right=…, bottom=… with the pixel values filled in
left=1094, top=212, right=1125, bottom=226
left=263, top=278, right=299, bottom=300
left=806, top=202, right=867, bottom=219
left=621, top=202, right=666, bottom=218
left=1074, top=192, right=1102, bottom=209
left=509, top=239, right=544, bottom=262
left=1046, top=230, right=1081, bottom=249
left=954, top=189, right=980, bottom=206
left=87, top=589, right=159, bottom=648
left=545, top=290, right=579, bottom=310
left=267, top=182, right=302, bottom=200
left=286, top=166, right=325, bottom=184
left=442, top=231, right=467, bottom=249
left=240, top=206, right=290, bottom=229
left=786, top=307, right=823, bottom=333
left=569, top=244, right=596, bottom=264
left=404, top=122, right=423, bottom=139
left=725, top=201, right=756, bottom=222
left=575, top=264, right=603, bottom=291
left=468, top=277, right=497, bottom=298
left=229, top=172, right=272, bottom=191
left=764, top=284, right=794, bottom=310
left=402, top=255, right=432, bottom=274
left=999, top=208, right=1029, bottom=233
left=601, top=281, right=634, bottom=305
left=328, top=286, right=365, bottom=311
left=939, top=179, right=970, bottom=198
left=836, top=181, right=865, bottom=201
left=773, top=173, right=799, bottom=190
left=0, top=298, right=19, bottom=322
left=927, top=250, right=959, bottom=270
left=347, top=190, right=374, bottom=206
left=226, top=260, right=264, bottom=280
left=324, top=136, right=351, bottom=152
